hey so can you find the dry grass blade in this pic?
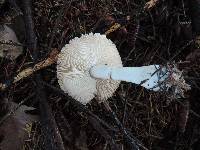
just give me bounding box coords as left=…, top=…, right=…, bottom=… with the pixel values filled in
left=105, top=23, right=121, bottom=35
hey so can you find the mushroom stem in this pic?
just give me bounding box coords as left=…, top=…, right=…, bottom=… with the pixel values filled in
left=90, top=64, right=188, bottom=92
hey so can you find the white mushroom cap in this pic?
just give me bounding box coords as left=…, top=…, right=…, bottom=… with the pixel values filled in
left=57, top=33, right=122, bottom=104
left=0, top=25, right=23, bottom=60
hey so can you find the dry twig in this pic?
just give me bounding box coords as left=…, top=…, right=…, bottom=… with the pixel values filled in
left=144, top=0, right=159, bottom=10
left=20, top=0, right=65, bottom=149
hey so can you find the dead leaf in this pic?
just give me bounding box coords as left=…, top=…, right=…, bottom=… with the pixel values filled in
left=0, top=102, right=38, bottom=150
left=0, top=25, right=23, bottom=60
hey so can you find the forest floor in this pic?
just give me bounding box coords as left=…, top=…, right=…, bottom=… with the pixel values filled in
left=0, top=0, right=200, bottom=150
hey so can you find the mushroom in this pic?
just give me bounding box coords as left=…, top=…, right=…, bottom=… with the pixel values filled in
left=57, top=33, right=123, bottom=104
left=57, top=33, right=190, bottom=104
left=0, top=25, right=23, bottom=60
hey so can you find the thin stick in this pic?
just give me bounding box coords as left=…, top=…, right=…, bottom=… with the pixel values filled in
left=42, top=81, right=119, bottom=150
left=0, top=18, right=124, bottom=91
left=0, top=48, right=59, bottom=90
left=103, top=101, right=142, bottom=150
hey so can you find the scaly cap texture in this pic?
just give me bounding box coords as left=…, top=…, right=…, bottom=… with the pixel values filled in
left=57, top=33, right=122, bottom=104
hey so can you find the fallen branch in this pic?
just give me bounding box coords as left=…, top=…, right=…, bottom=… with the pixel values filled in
left=0, top=19, right=123, bottom=91
left=42, top=81, right=120, bottom=150
left=0, top=48, right=59, bottom=90
left=14, top=48, right=58, bottom=83
left=19, top=0, right=65, bottom=149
